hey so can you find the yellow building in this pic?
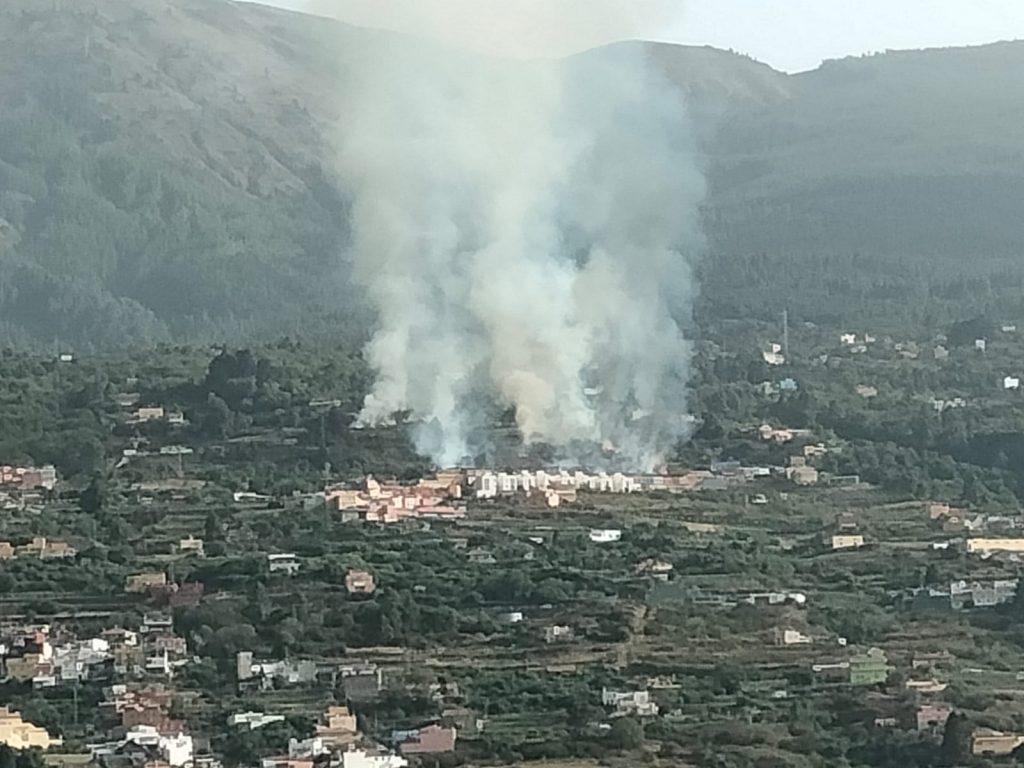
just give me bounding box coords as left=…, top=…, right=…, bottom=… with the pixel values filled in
left=0, top=707, right=62, bottom=750
left=966, top=539, right=1024, bottom=554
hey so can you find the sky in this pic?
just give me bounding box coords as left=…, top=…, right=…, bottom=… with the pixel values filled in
left=256, top=0, right=1024, bottom=72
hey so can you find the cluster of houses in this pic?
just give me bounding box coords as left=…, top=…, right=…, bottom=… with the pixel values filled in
left=0, top=464, right=57, bottom=492
left=324, top=474, right=465, bottom=523
left=0, top=706, right=62, bottom=750
left=236, top=652, right=383, bottom=702
left=0, top=536, right=77, bottom=561
left=1, top=617, right=189, bottom=689
left=601, top=688, right=659, bottom=718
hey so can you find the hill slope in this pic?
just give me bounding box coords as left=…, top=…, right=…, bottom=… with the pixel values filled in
left=1, top=0, right=1023, bottom=347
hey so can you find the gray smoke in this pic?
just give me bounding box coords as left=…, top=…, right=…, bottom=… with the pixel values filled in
left=329, top=3, right=705, bottom=470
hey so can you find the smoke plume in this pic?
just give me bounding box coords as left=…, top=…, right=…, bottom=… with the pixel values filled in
left=329, top=2, right=705, bottom=469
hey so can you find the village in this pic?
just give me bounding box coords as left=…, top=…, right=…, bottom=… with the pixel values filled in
left=3, top=315, right=1024, bottom=768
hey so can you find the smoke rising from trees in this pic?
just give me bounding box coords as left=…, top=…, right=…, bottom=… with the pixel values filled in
left=330, top=3, right=705, bottom=469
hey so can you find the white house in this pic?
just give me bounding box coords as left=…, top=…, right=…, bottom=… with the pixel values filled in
left=268, top=553, right=300, bottom=576
left=1005, top=377, right=1020, bottom=390
left=589, top=529, right=622, bottom=544
left=340, top=748, right=409, bottom=768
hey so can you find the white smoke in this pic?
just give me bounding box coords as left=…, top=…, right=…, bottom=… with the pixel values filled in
left=329, top=2, right=705, bottom=469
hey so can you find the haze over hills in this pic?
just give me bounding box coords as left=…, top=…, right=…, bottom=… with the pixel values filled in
left=1, top=0, right=1022, bottom=347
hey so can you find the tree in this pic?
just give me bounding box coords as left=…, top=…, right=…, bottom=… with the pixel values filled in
left=939, top=712, right=969, bottom=766
left=607, top=717, right=643, bottom=750
left=80, top=474, right=105, bottom=514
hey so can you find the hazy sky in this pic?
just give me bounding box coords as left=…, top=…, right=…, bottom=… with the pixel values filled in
left=257, top=0, right=1024, bottom=71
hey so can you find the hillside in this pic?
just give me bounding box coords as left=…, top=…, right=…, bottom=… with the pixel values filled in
left=1, top=0, right=1023, bottom=347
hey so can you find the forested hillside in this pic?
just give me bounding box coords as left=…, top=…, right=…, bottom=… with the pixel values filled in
left=1, top=0, right=1023, bottom=347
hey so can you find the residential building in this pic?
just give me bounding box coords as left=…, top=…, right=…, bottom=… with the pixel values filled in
left=0, top=707, right=62, bottom=749
left=912, top=651, right=954, bottom=670
left=15, top=537, right=76, bottom=559
left=339, top=748, right=408, bottom=768
left=315, top=706, right=358, bottom=749
left=831, top=535, right=865, bottom=551
left=972, top=728, right=1024, bottom=756
left=967, top=538, right=1024, bottom=554
left=340, top=664, right=383, bottom=702
left=466, top=547, right=496, bottom=564
left=133, top=407, right=166, bottom=422
left=288, top=737, right=328, bottom=758
left=849, top=648, right=889, bottom=686
left=791, top=465, right=819, bottom=486
left=0, top=465, right=57, bottom=492
left=0, top=542, right=14, bottom=560
left=601, top=688, right=659, bottom=717
left=268, top=554, right=301, bottom=576
left=774, top=629, right=812, bottom=646
left=345, top=570, right=376, bottom=595
left=393, top=724, right=457, bottom=755
left=126, top=572, right=167, bottom=593
left=950, top=579, right=1018, bottom=609
left=229, top=712, right=285, bottom=731
left=498, top=612, right=524, bottom=624
left=855, top=385, right=878, bottom=398
left=177, top=536, right=205, bottom=556
left=636, top=559, right=674, bottom=579
left=589, top=529, right=622, bottom=544
left=544, top=625, right=574, bottom=644
left=835, top=512, right=858, bottom=531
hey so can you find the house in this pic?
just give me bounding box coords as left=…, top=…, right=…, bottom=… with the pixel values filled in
left=544, top=625, right=574, bottom=644
left=315, top=705, right=358, bottom=748
left=967, top=538, right=1024, bottom=554
left=912, top=651, right=954, bottom=670
left=0, top=706, right=62, bottom=749
left=835, top=513, right=858, bottom=532
left=601, top=688, right=659, bottom=717
left=466, top=548, right=496, bottom=564
left=393, top=724, right=457, bottom=755
left=906, top=679, right=948, bottom=695
left=949, top=579, right=1018, bottom=609
left=1004, top=376, right=1021, bottom=390
left=96, top=725, right=193, bottom=768
left=849, top=648, right=889, bottom=686
left=831, top=535, right=865, bottom=551
left=126, top=572, right=167, bottom=593
left=339, top=748, right=408, bottom=768
left=0, top=542, right=14, bottom=560
left=229, top=712, right=286, bottom=731
left=345, top=570, right=376, bottom=595
left=636, top=559, right=674, bottom=580
left=133, top=407, right=166, bottom=422
left=855, top=385, right=878, bottom=398
left=791, top=466, right=819, bottom=486
left=0, top=465, right=57, bottom=492
left=268, top=554, right=301, bottom=576
left=589, top=529, right=622, bottom=544
left=177, top=536, right=205, bottom=556
left=774, top=629, right=812, bottom=646
left=341, top=664, right=383, bottom=702
left=972, top=728, right=1024, bottom=756
left=15, top=537, right=76, bottom=560
left=499, top=612, right=524, bottom=624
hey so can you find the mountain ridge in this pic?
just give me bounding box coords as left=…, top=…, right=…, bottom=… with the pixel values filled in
left=1, top=0, right=1023, bottom=347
